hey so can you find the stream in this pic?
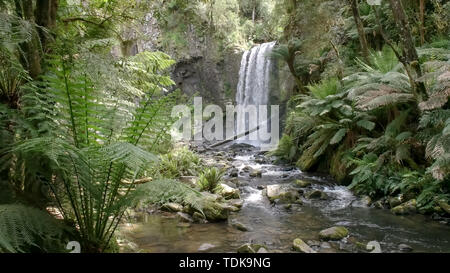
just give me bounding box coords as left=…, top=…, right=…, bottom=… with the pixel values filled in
left=120, top=144, right=450, bottom=253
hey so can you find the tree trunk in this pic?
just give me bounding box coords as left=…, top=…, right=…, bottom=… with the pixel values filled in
left=419, top=0, right=425, bottom=45
left=35, top=0, right=59, bottom=51
left=387, top=0, right=427, bottom=100
left=350, top=0, right=370, bottom=61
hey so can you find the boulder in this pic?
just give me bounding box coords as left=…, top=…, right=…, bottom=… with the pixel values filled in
left=161, top=202, right=183, bottom=212
left=294, top=179, right=311, bottom=188
left=266, top=184, right=300, bottom=203
left=319, top=226, right=349, bottom=241
left=391, top=199, right=417, bottom=215
left=293, top=238, right=316, bottom=253
left=202, top=202, right=230, bottom=221
left=229, top=168, right=239, bottom=177
left=306, top=190, right=328, bottom=200
left=218, top=183, right=240, bottom=199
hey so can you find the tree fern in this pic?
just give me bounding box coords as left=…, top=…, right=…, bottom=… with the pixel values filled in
left=0, top=204, right=67, bottom=253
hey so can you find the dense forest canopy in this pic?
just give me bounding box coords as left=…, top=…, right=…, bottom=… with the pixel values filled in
left=0, top=0, right=449, bottom=253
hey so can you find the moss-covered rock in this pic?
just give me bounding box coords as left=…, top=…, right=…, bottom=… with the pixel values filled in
left=161, top=202, right=183, bottom=212
left=293, top=238, right=316, bottom=253
left=319, top=226, right=349, bottom=241
left=218, top=183, right=240, bottom=199
left=438, top=200, right=450, bottom=215
left=306, top=190, right=328, bottom=200
left=266, top=184, right=300, bottom=203
left=391, top=199, right=417, bottom=215
left=294, top=179, right=311, bottom=188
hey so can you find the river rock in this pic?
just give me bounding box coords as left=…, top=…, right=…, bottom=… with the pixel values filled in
left=198, top=243, right=216, bottom=252
left=229, top=168, right=239, bottom=177
left=438, top=200, right=450, bottom=215
left=293, top=238, right=316, bottom=253
left=319, top=226, right=349, bottom=241
left=373, top=200, right=385, bottom=209
left=306, top=190, right=328, bottom=200
left=203, top=202, right=230, bottom=221
left=218, top=183, right=240, bottom=199
left=391, top=199, right=417, bottom=215
left=177, top=212, right=194, bottom=223
left=237, top=243, right=267, bottom=253
left=294, top=179, right=311, bottom=188
left=250, top=170, right=262, bottom=178
left=230, top=220, right=250, bottom=231
left=229, top=199, right=244, bottom=209
left=266, top=184, right=300, bottom=203
left=242, top=166, right=253, bottom=173
left=389, top=195, right=404, bottom=208
left=161, top=202, right=183, bottom=212
left=176, top=222, right=191, bottom=228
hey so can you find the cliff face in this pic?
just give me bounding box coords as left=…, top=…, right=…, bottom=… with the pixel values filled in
left=171, top=49, right=243, bottom=107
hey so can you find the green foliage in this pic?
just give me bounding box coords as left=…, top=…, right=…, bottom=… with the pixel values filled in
left=151, top=147, right=204, bottom=179
left=307, top=77, right=341, bottom=99
left=137, top=179, right=205, bottom=213
left=0, top=204, right=67, bottom=253
left=268, top=134, right=297, bottom=163
left=197, top=167, right=225, bottom=193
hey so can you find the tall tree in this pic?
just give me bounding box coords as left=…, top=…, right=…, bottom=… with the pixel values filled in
left=387, top=0, right=427, bottom=100
left=350, top=0, right=370, bottom=61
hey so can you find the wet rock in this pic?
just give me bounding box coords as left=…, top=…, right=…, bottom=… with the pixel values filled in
left=319, top=226, right=349, bottom=241
left=391, top=199, right=417, bottom=215
left=320, top=242, right=332, bottom=249
left=229, top=199, right=244, bottom=209
left=218, top=183, right=240, bottom=199
left=283, top=204, right=292, bottom=210
left=161, top=202, right=183, bottom=212
left=257, top=185, right=265, bottom=190
left=373, top=200, right=385, bottom=209
left=360, top=196, right=372, bottom=206
left=294, top=179, right=311, bottom=188
left=389, top=195, right=404, bottom=208
left=307, top=240, right=321, bottom=248
left=230, top=220, right=250, bottom=231
left=177, top=212, right=194, bottom=223
left=256, top=247, right=269, bottom=253
left=293, top=238, right=316, bottom=253
left=398, top=244, right=413, bottom=253
left=198, top=243, right=216, bottom=252
left=306, top=190, right=328, bottom=200
left=250, top=170, right=262, bottom=178
left=203, top=202, right=230, bottom=221
left=237, top=243, right=268, bottom=253
left=242, top=166, right=253, bottom=173
left=438, top=200, right=450, bottom=215
left=266, top=184, right=300, bottom=203
left=229, top=168, right=239, bottom=177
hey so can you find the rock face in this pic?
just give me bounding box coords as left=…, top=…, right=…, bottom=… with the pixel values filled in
left=266, top=184, right=300, bottom=203
left=293, top=238, right=316, bottom=253
left=319, top=226, right=349, bottom=241
left=161, top=202, right=183, bottom=212
left=391, top=199, right=417, bottom=215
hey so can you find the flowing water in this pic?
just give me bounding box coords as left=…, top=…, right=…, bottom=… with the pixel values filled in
left=119, top=43, right=450, bottom=253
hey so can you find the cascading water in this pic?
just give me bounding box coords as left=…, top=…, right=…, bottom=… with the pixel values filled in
left=235, top=42, right=276, bottom=146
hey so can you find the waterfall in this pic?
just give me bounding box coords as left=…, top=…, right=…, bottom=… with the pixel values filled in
left=235, top=41, right=276, bottom=146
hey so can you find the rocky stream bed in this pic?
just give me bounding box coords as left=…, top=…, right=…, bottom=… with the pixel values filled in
left=118, top=143, right=450, bottom=253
